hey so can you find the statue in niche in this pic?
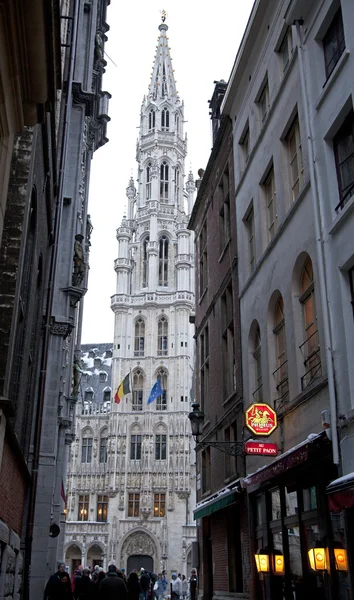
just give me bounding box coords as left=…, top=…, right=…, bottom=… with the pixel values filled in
left=72, top=353, right=84, bottom=397
left=72, top=234, right=86, bottom=287
left=94, top=32, right=104, bottom=62
left=93, top=439, right=98, bottom=458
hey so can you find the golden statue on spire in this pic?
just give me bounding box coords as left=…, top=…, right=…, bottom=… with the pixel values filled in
left=161, top=9, right=167, bottom=23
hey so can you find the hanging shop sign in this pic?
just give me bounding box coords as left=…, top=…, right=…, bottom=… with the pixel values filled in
left=245, top=441, right=278, bottom=456
left=245, top=403, right=277, bottom=436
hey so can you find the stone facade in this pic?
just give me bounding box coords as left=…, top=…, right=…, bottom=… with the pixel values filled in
left=64, top=16, right=197, bottom=576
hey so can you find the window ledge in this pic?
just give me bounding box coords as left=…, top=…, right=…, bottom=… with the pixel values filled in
left=277, top=375, right=328, bottom=419
left=218, top=240, right=231, bottom=263
left=199, top=287, right=208, bottom=305
left=315, top=50, right=350, bottom=112
left=329, top=192, right=354, bottom=235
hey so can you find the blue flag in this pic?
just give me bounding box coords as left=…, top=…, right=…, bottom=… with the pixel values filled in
left=147, top=378, right=163, bottom=404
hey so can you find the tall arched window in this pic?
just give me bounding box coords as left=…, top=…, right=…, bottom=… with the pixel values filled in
left=148, top=109, right=155, bottom=131
left=175, top=168, right=180, bottom=203
left=253, top=325, right=263, bottom=402
left=99, top=429, right=108, bottom=463
left=157, top=316, right=168, bottom=356
left=300, top=256, right=321, bottom=388
left=158, top=236, right=169, bottom=286
left=273, top=296, right=289, bottom=400
left=82, top=431, right=93, bottom=463
left=132, top=369, right=144, bottom=411
left=134, top=318, right=145, bottom=357
left=161, top=107, right=169, bottom=130
left=156, top=368, right=167, bottom=410
left=142, top=237, right=149, bottom=288
left=146, top=163, right=152, bottom=200
left=175, top=113, right=180, bottom=135
left=160, top=161, right=169, bottom=200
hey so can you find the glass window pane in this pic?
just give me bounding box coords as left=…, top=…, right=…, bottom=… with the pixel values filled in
left=288, top=526, right=302, bottom=577
left=285, top=488, right=298, bottom=516
left=303, top=486, right=317, bottom=511
left=271, top=489, right=281, bottom=521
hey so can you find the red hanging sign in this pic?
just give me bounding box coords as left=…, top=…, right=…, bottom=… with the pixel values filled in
left=245, top=403, right=277, bottom=436
left=245, top=441, right=278, bottom=456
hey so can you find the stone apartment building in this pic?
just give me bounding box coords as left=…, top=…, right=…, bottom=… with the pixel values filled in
left=65, top=15, right=197, bottom=576
left=190, top=0, right=354, bottom=599
left=0, top=2, right=110, bottom=600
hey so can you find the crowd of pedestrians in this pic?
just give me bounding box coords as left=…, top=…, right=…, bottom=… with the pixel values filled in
left=44, top=564, right=198, bottom=600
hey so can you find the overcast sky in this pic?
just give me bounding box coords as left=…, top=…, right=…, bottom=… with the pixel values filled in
left=81, top=0, right=254, bottom=344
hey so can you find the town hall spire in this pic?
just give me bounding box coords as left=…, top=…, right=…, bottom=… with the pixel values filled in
left=148, top=11, right=178, bottom=102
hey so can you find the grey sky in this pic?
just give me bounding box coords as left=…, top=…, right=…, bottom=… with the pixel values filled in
left=82, top=0, right=254, bottom=343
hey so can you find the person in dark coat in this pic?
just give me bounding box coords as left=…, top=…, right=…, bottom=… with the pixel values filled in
left=139, top=569, right=150, bottom=600
left=74, top=568, right=95, bottom=600
left=127, top=571, right=141, bottom=600
left=44, top=563, right=68, bottom=600
left=99, top=565, right=128, bottom=600
left=59, top=573, right=74, bottom=600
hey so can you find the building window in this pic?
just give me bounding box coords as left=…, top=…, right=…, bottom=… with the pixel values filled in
left=134, top=318, right=145, bottom=357
left=199, top=220, right=208, bottom=297
left=175, top=167, right=180, bottom=203
left=132, top=370, right=143, bottom=411
left=155, top=434, right=167, bottom=460
left=273, top=296, right=289, bottom=402
left=157, top=316, right=168, bottom=356
left=221, top=283, right=236, bottom=398
left=78, top=495, right=89, bottom=521
left=142, top=237, right=149, bottom=287
left=158, top=236, right=169, bottom=286
left=245, top=206, right=256, bottom=274
left=148, top=109, right=155, bottom=131
left=202, top=447, right=211, bottom=494
left=82, top=436, right=93, bottom=463
left=175, top=113, right=180, bottom=135
left=161, top=107, right=170, bottom=131
left=128, top=493, right=140, bottom=518
left=240, top=125, right=250, bottom=164
left=333, top=110, right=354, bottom=211
left=99, top=372, right=107, bottom=383
left=299, top=257, right=321, bottom=389
left=160, top=161, right=169, bottom=200
left=99, top=437, right=107, bottom=463
left=349, top=267, right=354, bottom=319
left=287, top=116, right=303, bottom=201
left=146, top=163, right=152, bottom=200
left=218, top=166, right=231, bottom=253
left=323, top=8, right=345, bottom=80
left=252, top=325, right=263, bottom=402
left=156, top=368, right=167, bottom=410
left=154, top=493, right=166, bottom=517
left=200, top=325, right=209, bottom=412
left=130, top=434, right=142, bottom=460
left=279, top=28, right=293, bottom=72
left=258, top=80, right=270, bottom=123
left=103, top=390, right=110, bottom=403
left=224, top=423, right=238, bottom=480
left=264, top=166, right=277, bottom=241
left=84, top=389, right=94, bottom=403
left=97, top=495, right=108, bottom=522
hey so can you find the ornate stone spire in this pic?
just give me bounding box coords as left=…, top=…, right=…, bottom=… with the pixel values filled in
left=148, top=12, right=178, bottom=101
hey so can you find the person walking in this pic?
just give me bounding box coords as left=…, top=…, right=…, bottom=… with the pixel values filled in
left=170, top=574, right=182, bottom=600
left=153, top=574, right=166, bottom=600
left=139, top=568, right=150, bottom=600
left=127, top=571, right=141, bottom=600
left=74, top=568, right=95, bottom=600
left=188, top=570, right=197, bottom=600
left=99, top=565, right=128, bottom=600
left=44, top=562, right=68, bottom=600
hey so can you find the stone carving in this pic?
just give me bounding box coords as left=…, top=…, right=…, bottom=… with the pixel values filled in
left=72, top=234, right=86, bottom=287
left=125, top=533, right=155, bottom=557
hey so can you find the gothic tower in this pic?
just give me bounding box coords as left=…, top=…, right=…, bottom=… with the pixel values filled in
left=110, top=14, right=196, bottom=573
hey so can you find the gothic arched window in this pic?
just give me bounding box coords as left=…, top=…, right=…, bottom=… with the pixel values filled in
left=142, top=237, right=149, bottom=288
left=160, top=161, right=169, bottom=201
left=273, top=295, right=289, bottom=400
left=175, top=168, right=180, bottom=202
left=157, top=316, right=168, bottom=356
left=146, top=162, right=152, bottom=200
left=158, top=236, right=169, bottom=286
left=132, top=369, right=144, bottom=411
left=161, top=107, right=170, bottom=131
left=134, top=318, right=145, bottom=357
left=148, top=109, right=155, bottom=131
left=156, top=367, right=167, bottom=411
left=175, top=113, right=180, bottom=135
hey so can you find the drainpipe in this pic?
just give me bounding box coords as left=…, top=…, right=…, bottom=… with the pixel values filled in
left=23, top=2, right=80, bottom=599
left=294, top=21, right=339, bottom=465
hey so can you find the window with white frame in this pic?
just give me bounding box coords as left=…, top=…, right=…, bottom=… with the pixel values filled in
left=161, top=107, right=170, bottom=131
left=323, top=8, right=345, bottom=80
left=287, top=116, right=303, bottom=201
left=134, top=318, right=145, bottom=357
left=157, top=317, right=168, bottom=356
left=128, top=493, right=140, bottom=517
left=158, top=236, right=169, bottom=286
left=82, top=435, right=93, bottom=463
left=142, top=237, right=149, bottom=287
left=132, top=370, right=143, bottom=411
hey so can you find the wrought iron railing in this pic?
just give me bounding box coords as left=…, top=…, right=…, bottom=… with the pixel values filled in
left=299, top=329, right=322, bottom=390
left=252, top=383, right=263, bottom=403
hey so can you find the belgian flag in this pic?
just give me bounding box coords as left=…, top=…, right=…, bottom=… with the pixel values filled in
left=114, top=373, right=131, bottom=404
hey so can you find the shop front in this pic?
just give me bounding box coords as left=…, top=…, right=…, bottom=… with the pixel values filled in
left=244, top=433, right=352, bottom=600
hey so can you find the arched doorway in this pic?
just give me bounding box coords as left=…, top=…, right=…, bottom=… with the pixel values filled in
left=127, top=554, right=153, bottom=573
left=65, top=543, right=82, bottom=575
left=87, top=544, right=104, bottom=568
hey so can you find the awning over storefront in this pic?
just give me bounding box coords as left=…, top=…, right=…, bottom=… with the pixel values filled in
left=243, top=432, right=328, bottom=489
left=327, top=472, right=354, bottom=512
left=193, top=481, right=241, bottom=520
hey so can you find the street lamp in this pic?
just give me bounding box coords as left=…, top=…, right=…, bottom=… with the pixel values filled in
left=188, top=402, right=244, bottom=456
